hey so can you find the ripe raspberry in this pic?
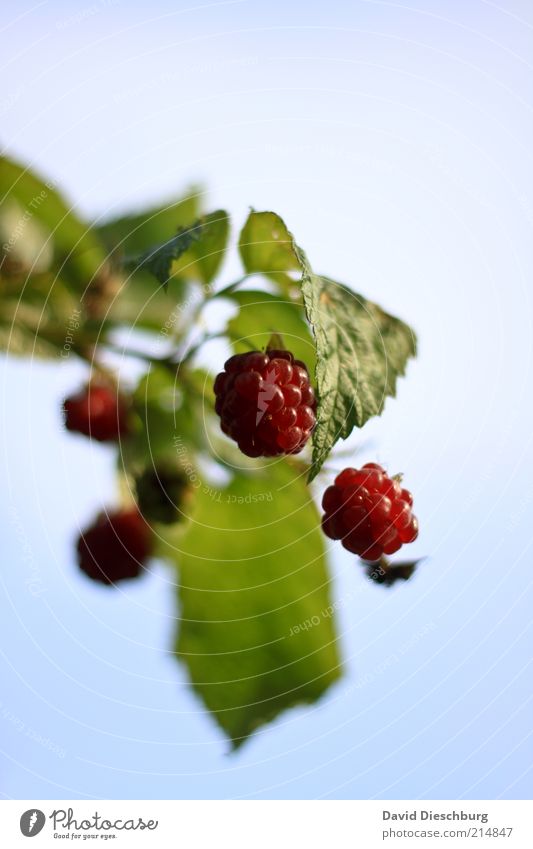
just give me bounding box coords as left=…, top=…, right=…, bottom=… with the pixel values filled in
left=213, top=349, right=316, bottom=457
left=321, top=463, right=418, bottom=562
left=76, top=508, right=152, bottom=585
left=135, top=465, right=191, bottom=525
left=64, top=382, right=130, bottom=442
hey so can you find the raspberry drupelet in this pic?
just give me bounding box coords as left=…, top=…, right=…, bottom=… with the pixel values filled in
left=213, top=349, right=316, bottom=457
left=321, top=463, right=418, bottom=562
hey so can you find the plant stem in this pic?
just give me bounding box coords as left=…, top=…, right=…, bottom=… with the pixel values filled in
left=211, top=275, right=249, bottom=300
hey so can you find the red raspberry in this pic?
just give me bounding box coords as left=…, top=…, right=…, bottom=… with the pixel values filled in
left=76, top=508, right=152, bottom=585
left=64, top=382, right=130, bottom=442
left=213, top=349, right=316, bottom=457
left=321, top=463, right=419, bottom=562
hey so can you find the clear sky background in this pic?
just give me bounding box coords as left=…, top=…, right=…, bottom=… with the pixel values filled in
left=1, top=0, right=532, bottom=799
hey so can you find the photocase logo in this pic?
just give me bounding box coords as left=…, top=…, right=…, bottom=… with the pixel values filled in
left=256, top=367, right=279, bottom=425
left=20, top=809, right=46, bottom=837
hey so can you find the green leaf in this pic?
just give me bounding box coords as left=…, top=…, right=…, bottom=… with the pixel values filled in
left=237, top=210, right=417, bottom=479
left=125, top=221, right=204, bottom=288
left=226, top=289, right=315, bottom=371
left=238, top=210, right=302, bottom=289
left=0, top=155, right=105, bottom=289
left=0, top=199, right=53, bottom=274
left=95, top=190, right=203, bottom=321
left=0, top=274, right=90, bottom=359
left=301, top=272, right=416, bottom=480
left=121, top=364, right=213, bottom=471
left=160, top=460, right=341, bottom=748
left=103, top=270, right=190, bottom=333
left=171, top=210, right=229, bottom=285
left=95, top=189, right=201, bottom=256
left=0, top=319, right=58, bottom=359
left=123, top=211, right=229, bottom=291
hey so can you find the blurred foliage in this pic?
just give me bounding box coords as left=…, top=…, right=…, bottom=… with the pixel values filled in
left=95, top=189, right=201, bottom=256
left=0, top=153, right=417, bottom=748
left=159, top=460, right=341, bottom=748
left=0, top=154, right=105, bottom=289
left=171, top=210, right=230, bottom=285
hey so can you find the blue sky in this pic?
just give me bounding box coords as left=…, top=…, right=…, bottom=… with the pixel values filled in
left=1, top=0, right=532, bottom=799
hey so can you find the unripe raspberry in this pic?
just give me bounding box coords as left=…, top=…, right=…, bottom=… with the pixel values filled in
left=64, top=382, right=130, bottom=442
left=213, top=349, right=316, bottom=457
left=321, top=463, right=419, bottom=561
left=135, top=465, right=191, bottom=525
left=76, top=508, right=152, bottom=585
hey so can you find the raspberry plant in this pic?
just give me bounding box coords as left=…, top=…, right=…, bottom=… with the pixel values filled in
left=1, top=153, right=418, bottom=748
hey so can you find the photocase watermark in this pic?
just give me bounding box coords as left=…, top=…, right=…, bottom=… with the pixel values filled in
left=518, top=192, right=533, bottom=229
left=51, top=807, right=158, bottom=835
left=20, top=809, right=46, bottom=837
left=1, top=181, right=57, bottom=257
left=157, top=282, right=213, bottom=351
left=173, top=434, right=203, bottom=490
left=0, top=87, right=21, bottom=117
left=113, top=57, right=259, bottom=104
left=424, top=145, right=479, bottom=199
left=350, top=621, right=437, bottom=691
left=1, top=700, right=67, bottom=759
left=55, top=0, right=120, bottom=30
left=19, top=806, right=158, bottom=838
left=173, top=435, right=273, bottom=504
left=289, top=584, right=363, bottom=637
left=507, top=491, right=533, bottom=531
left=60, top=308, right=82, bottom=360
left=8, top=502, right=45, bottom=598
left=462, top=407, right=519, bottom=512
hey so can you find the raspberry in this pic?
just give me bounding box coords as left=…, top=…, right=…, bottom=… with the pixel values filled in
left=76, top=508, right=152, bottom=585
left=64, top=382, right=130, bottom=442
left=321, top=463, right=418, bottom=562
left=135, top=465, right=191, bottom=525
left=213, top=349, right=316, bottom=457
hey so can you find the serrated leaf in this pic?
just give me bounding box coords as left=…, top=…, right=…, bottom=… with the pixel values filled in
left=238, top=210, right=302, bottom=289
left=301, top=271, right=417, bottom=481
left=171, top=210, right=229, bottom=285
left=158, top=461, right=341, bottom=748
left=235, top=212, right=416, bottom=480
left=226, top=289, right=315, bottom=370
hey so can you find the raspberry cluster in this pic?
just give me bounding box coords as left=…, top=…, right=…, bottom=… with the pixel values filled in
left=76, top=508, right=152, bottom=585
left=214, top=349, right=316, bottom=457
left=321, top=463, right=418, bottom=562
left=64, top=383, right=129, bottom=442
